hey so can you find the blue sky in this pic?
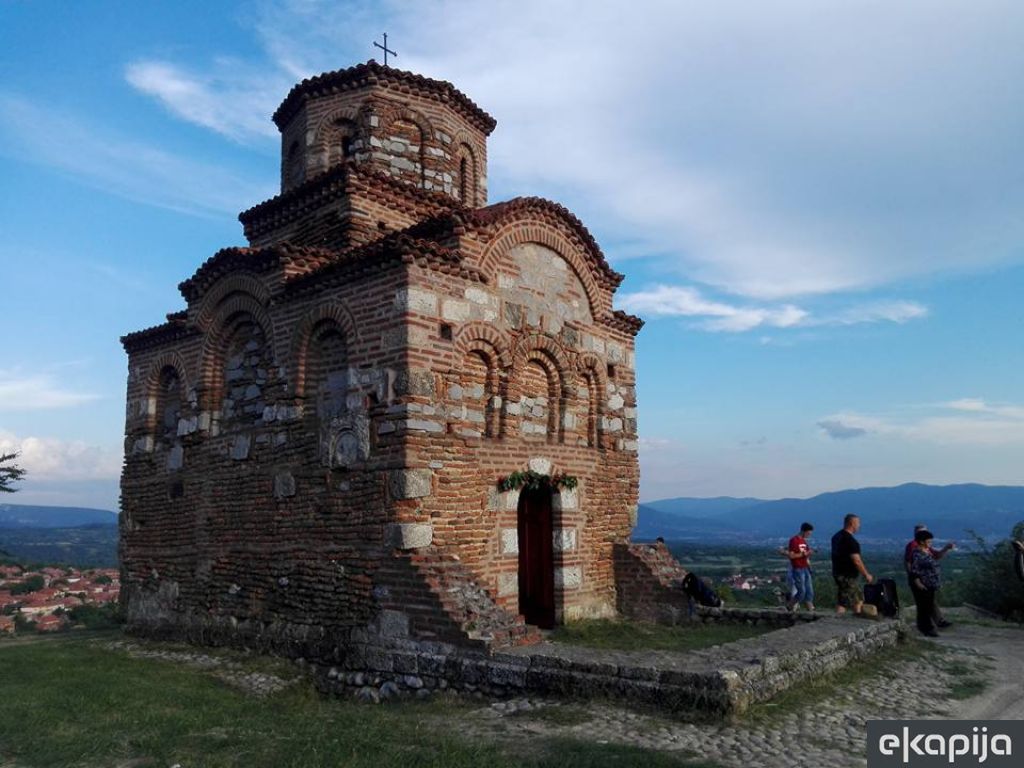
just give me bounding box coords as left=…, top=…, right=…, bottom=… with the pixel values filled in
left=2, top=0, right=1022, bottom=510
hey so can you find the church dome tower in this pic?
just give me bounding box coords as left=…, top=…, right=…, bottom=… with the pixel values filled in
left=272, top=60, right=495, bottom=207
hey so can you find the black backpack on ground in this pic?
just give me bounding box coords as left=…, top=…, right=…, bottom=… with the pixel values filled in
left=864, top=577, right=899, bottom=618
left=681, top=572, right=723, bottom=608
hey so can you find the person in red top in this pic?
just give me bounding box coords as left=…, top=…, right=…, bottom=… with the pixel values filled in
left=783, top=522, right=815, bottom=612
left=904, top=523, right=954, bottom=628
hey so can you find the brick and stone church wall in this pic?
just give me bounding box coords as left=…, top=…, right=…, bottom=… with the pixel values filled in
left=381, top=225, right=640, bottom=626
left=121, top=266, right=421, bottom=652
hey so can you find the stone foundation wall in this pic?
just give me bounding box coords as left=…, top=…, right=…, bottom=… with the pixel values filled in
left=312, top=616, right=903, bottom=716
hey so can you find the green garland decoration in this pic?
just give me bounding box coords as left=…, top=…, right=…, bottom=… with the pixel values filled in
left=498, top=469, right=578, bottom=493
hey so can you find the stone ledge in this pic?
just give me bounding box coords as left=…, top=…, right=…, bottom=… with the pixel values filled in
left=311, top=615, right=903, bottom=717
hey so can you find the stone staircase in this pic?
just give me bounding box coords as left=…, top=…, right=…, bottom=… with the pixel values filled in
left=380, top=547, right=542, bottom=650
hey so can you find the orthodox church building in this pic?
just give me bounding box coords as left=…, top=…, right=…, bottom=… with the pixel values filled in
left=120, top=61, right=644, bottom=655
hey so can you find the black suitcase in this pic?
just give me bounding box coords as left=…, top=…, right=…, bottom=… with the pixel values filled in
left=864, top=577, right=899, bottom=617
left=681, top=572, right=723, bottom=608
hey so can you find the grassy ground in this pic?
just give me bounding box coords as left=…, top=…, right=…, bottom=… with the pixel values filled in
left=549, top=618, right=772, bottom=652
left=0, top=632, right=716, bottom=768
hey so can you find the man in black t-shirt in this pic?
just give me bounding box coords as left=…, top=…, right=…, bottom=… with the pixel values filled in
left=831, top=513, right=873, bottom=615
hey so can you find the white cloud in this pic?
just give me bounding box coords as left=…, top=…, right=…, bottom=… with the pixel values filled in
left=618, top=284, right=925, bottom=333
left=0, top=370, right=100, bottom=412
left=0, top=94, right=275, bottom=217
left=125, top=60, right=283, bottom=143
left=128, top=0, right=1024, bottom=298
left=0, top=431, right=122, bottom=481
left=818, top=400, right=1024, bottom=446
left=817, top=420, right=868, bottom=440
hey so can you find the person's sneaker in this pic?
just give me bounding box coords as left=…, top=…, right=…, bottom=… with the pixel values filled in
left=921, top=629, right=940, bottom=638
left=937, top=620, right=953, bottom=628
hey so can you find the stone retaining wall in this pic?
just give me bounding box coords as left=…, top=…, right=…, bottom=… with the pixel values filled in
left=313, top=615, right=903, bottom=716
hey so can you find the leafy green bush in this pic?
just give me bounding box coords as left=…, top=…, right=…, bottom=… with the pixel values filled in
left=959, top=521, right=1024, bottom=621
left=67, top=603, right=124, bottom=630
left=9, top=574, right=44, bottom=595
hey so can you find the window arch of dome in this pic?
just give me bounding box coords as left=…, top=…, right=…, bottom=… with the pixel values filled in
left=379, top=105, right=433, bottom=187
left=312, top=106, right=364, bottom=174
left=453, top=140, right=478, bottom=206
left=285, top=139, right=304, bottom=188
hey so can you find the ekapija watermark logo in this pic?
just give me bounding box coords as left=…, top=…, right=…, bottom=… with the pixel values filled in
left=868, top=721, right=1018, bottom=767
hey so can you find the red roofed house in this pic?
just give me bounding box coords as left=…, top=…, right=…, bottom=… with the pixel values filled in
left=120, top=61, right=643, bottom=662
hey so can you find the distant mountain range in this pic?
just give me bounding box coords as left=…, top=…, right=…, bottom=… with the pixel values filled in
left=0, top=503, right=118, bottom=529
left=0, top=504, right=119, bottom=567
left=637, top=483, right=1024, bottom=543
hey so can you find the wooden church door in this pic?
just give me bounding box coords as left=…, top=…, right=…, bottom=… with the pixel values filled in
left=517, top=487, right=555, bottom=628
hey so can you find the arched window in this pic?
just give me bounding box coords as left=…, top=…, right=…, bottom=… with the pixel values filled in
left=519, top=358, right=558, bottom=440
left=459, top=156, right=469, bottom=203
left=581, top=370, right=601, bottom=448
left=458, top=350, right=498, bottom=437
left=306, top=324, right=348, bottom=424
left=221, top=317, right=272, bottom=431
left=156, top=367, right=182, bottom=447
left=286, top=140, right=303, bottom=188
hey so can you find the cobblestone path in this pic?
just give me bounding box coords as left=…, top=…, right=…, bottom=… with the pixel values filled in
left=454, top=623, right=1016, bottom=768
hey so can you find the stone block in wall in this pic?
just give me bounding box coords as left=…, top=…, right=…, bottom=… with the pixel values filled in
left=607, top=393, right=625, bottom=411
left=527, top=457, right=552, bottom=475
left=554, top=566, right=582, bottom=590
left=441, top=299, right=470, bottom=322
left=273, top=472, right=296, bottom=499
left=376, top=609, right=410, bottom=639
left=497, top=572, right=518, bottom=597
left=230, top=434, right=251, bottom=460
left=501, top=528, right=519, bottom=554
left=607, top=342, right=625, bottom=363
left=391, top=288, right=436, bottom=315
left=388, top=468, right=433, bottom=499
left=395, top=368, right=435, bottom=397
left=502, top=489, right=521, bottom=512
left=167, top=444, right=184, bottom=471
left=628, top=504, right=639, bottom=528
left=553, top=487, right=578, bottom=512
left=405, top=419, right=444, bottom=433
left=553, top=528, right=577, bottom=552
left=388, top=523, right=433, bottom=550
left=132, top=436, right=154, bottom=455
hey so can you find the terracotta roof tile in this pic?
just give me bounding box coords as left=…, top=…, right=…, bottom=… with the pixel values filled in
left=273, top=60, right=496, bottom=135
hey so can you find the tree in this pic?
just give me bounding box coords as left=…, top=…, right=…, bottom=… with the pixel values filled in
left=0, top=452, right=26, bottom=493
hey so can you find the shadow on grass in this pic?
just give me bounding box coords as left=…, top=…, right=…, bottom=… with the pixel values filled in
left=0, top=634, right=715, bottom=768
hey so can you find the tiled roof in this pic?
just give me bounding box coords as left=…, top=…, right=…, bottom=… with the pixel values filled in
left=238, top=164, right=459, bottom=241
left=273, top=60, right=497, bottom=135
left=120, top=310, right=197, bottom=354
left=178, top=243, right=338, bottom=303
left=285, top=230, right=485, bottom=296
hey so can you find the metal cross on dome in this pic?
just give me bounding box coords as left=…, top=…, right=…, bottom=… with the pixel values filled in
left=373, top=33, right=397, bottom=66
